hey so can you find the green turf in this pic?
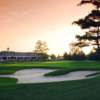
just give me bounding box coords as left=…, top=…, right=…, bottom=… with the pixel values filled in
left=44, top=69, right=71, bottom=76
left=0, top=78, right=17, bottom=85
left=0, top=61, right=100, bottom=74
left=0, top=61, right=100, bottom=100
left=0, top=76, right=100, bottom=100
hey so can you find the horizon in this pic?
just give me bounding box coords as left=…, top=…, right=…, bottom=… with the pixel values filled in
left=0, top=0, right=94, bottom=55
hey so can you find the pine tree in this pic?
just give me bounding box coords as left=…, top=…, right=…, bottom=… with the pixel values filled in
left=73, top=0, right=100, bottom=60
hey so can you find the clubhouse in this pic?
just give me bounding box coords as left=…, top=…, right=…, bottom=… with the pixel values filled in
left=0, top=51, right=40, bottom=62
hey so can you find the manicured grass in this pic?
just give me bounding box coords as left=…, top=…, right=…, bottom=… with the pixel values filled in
left=0, top=76, right=100, bottom=100
left=0, top=61, right=100, bottom=74
left=0, top=61, right=100, bottom=100
left=0, top=78, right=17, bottom=85
left=0, top=61, right=100, bottom=68
left=44, top=69, right=71, bottom=76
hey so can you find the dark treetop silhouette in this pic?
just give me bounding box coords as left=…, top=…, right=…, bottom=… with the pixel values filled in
left=78, top=0, right=100, bottom=8
left=73, top=0, right=100, bottom=59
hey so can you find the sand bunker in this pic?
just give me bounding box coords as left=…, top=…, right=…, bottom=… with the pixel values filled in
left=0, top=69, right=99, bottom=84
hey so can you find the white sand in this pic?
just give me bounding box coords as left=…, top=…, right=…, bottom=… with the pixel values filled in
left=0, top=69, right=99, bottom=84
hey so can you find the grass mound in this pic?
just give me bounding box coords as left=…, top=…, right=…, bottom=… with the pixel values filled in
left=44, top=69, right=69, bottom=76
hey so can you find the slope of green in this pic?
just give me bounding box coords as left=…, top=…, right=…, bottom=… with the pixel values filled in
left=0, top=76, right=100, bottom=100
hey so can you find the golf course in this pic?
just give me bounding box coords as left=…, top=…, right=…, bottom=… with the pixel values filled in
left=0, top=0, right=100, bottom=99
left=0, top=61, right=100, bottom=100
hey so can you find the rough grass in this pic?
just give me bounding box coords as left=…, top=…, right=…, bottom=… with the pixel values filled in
left=0, top=76, right=100, bottom=100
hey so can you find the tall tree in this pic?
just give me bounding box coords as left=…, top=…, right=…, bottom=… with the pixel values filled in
left=73, top=0, right=100, bottom=59
left=34, top=40, right=49, bottom=54
left=34, top=40, right=49, bottom=61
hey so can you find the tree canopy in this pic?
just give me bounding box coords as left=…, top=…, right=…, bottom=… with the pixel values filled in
left=72, top=0, right=100, bottom=60
left=34, top=40, right=49, bottom=54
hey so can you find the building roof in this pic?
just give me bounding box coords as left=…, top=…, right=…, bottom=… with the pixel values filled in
left=0, top=51, right=37, bottom=57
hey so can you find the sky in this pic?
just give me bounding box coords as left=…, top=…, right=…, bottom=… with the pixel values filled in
left=0, top=0, right=94, bottom=55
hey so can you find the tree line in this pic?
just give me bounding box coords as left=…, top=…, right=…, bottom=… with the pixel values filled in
left=34, top=40, right=100, bottom=61
left=34, top=0, right=100, bottom=61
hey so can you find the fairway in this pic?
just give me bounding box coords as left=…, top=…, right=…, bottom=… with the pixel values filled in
left=0, top=61, right=100, bottom=100
left=0, top=0, right=100, bottom=99
left=0, top=61, right=100, bottom=75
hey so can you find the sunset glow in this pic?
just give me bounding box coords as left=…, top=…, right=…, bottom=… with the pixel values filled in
left=0, top=0, right=94, bottom=55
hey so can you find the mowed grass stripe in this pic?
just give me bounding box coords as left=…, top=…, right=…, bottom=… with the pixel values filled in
left=0, top=61, right=100, bottom=68
left=0, top=61, right=100, bottom=74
